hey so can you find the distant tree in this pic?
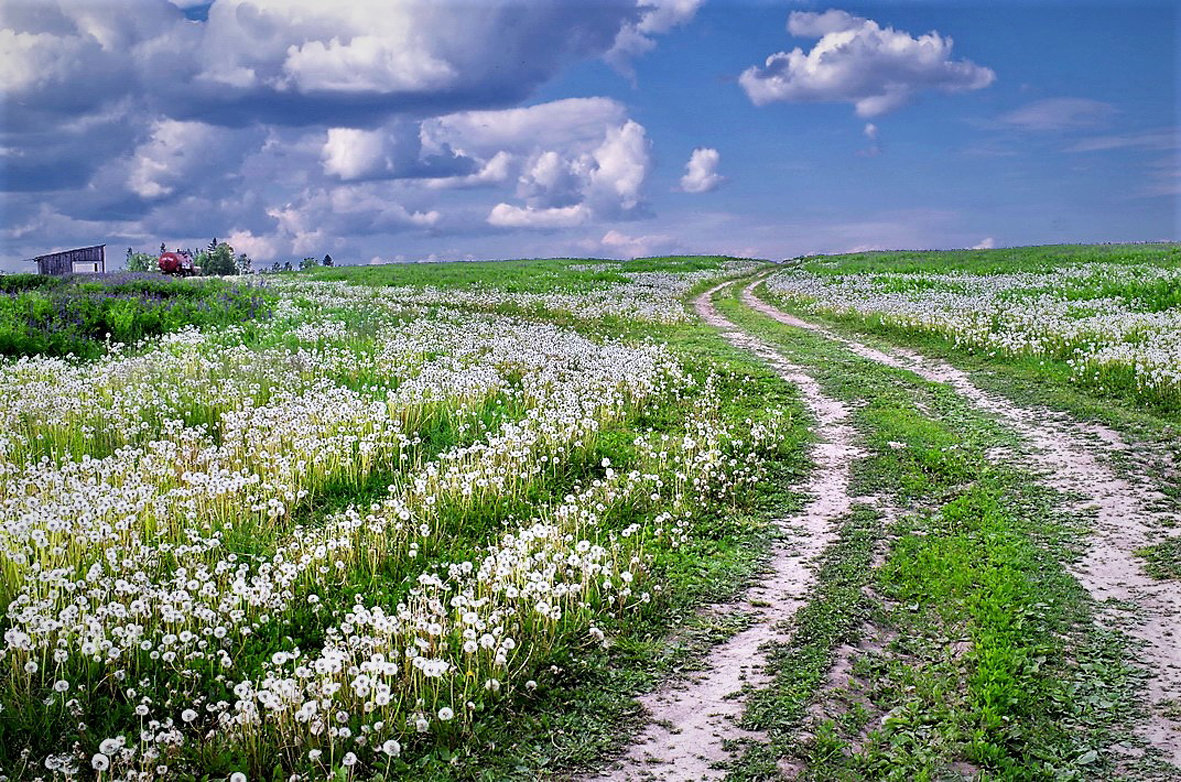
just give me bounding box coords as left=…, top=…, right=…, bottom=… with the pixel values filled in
left=323, top=254, right=333, bottom=267
left=199, top=242, right=237, bottom=276
left=207, top=237, right=219, bottom=253
left=125, top=248, right=157, bottom=273
left=300, top=256, right=319, bottom=270
left=160, top=242, right=167, bottom=255
left=283, top=261, right=293, bottom=272
left=271, top=261, right=282, bottom=272
left=236, top=253, right=252, bottom=275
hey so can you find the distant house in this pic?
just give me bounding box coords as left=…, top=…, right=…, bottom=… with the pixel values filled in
left=30, top=244, right=106, bottom=275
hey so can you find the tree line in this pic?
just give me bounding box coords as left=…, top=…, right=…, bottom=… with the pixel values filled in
left=125, top=239, right=335, bottom=275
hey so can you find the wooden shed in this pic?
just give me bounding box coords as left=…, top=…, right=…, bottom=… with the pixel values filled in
left=31, top=244, right=106, bottom=275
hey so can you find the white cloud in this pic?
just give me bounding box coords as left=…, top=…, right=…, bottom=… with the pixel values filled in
left=487, top=203, right=590, bottom=228
left=423, top=98, right=628, bottom=158
left=126, top=120, right=260, bottom=199
left=0, top=0, right=197, bottom=110
left=599, top=229, right=677, bottom=258
left=858, top=122, right=882, bottom=157
left=420, top=151, right=513, bottom=189
left=267, top=184, right=441, bottom=253
left=1067, top=130, right=1178, bottom=153
left=518, top=150, right=585, bottom=208
left=226, top=229, right=284, bottom=261
left=3, top=0, right=639, bottom=129
left=0, top=27, right=90, bottom=94
left=588, top=120, right=650, bottom=210
left=740, top=10, right=994, bottom=117
left=435, top=103, right=653, bottom=229
left=321, top=128, right=391, bottom=180
left=972, top=237, right=996, bottom=249
left=197, top=0, right=630, bottom=108
left=606, top=0, right=704, bottom=76
left=999, top=98, right=1117, bottom=131
left=282, top=34, right=457, bottom=93
left=679, top=147, right=723, bottom=193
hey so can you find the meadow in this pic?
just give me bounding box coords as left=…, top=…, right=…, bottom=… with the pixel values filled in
left=1, top=246, right=1179, bottom=780
left=0, top=257, right=802, bottom=779
left=765, top=243, right=1181, bottom=410
left=0, top=274, right=274, bottom=361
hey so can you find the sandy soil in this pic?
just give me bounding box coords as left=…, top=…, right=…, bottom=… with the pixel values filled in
left=743, top=279, right=1181, bottom=767
left=590, top=282, right=864, bottom=780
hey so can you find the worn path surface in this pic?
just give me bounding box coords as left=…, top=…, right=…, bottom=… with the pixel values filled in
left=743, top=277, right=1181, bottom=767
left=591, top=281, right=864, bottom=781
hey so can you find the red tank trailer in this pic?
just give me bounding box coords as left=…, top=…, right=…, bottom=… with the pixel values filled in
left=158, top=251, right=197, bottom=277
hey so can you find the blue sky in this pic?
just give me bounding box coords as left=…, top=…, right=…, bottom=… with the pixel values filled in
left=1, top=0, right=1176, bottom=270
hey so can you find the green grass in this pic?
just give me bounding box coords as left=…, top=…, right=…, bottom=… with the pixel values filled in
left=0, top=272, right=274, bottom=359
left=417, top=302, right=812, bottom=779
left=797, top=243, right=1181, bottom=277
left=305, top=255, right=745, bottom=293
left=1136, top=538, right=1181, bottom=581
left=714, top=281, right=1150, bottom=780
left=766, top=243, right=1181, bottom=419
left=9, top=246, right=1174, bottom=779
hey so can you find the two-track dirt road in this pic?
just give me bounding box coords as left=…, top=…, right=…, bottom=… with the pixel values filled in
left=595, top=274, right=1181, bottom=779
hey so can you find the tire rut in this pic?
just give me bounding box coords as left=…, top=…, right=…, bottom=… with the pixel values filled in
left=742, top=277, right=1181, bottom=767
left=590, top=281, right=863, bottom=781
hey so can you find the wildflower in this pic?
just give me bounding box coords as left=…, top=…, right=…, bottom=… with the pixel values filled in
left=92, top=754, right=109, bottom=771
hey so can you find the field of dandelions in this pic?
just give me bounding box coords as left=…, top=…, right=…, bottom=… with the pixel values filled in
left=0, top=259, right=793, bottom=780
left=766, top=248, right=1181, bottom=408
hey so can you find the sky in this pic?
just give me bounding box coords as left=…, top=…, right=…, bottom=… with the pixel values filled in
left=1, top=0, right=1177, bottom=270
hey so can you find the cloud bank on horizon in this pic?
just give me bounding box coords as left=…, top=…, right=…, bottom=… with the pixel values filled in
left=0, top=0, right=1175, bottom=269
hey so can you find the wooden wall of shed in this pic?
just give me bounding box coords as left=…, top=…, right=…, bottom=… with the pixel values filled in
left=34, top=246, right=105, bottom=275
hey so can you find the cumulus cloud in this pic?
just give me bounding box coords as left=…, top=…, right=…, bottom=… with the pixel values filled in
left=740, top=9, right=994, bottom=117
left=423, top=98, right=629, bottom=157
left=192, top=0, right=637, bottom=120
left=321, top=128, right=391, bottom=181
left=265, top=183, right=440, bottom=255
left=464, top=106, right=653, bottom=229
left=487, top=203, right=591, bottom=229
left=972, top=236, right=996, bottom=249
left=126, top=120, right=262, bottom=199
left=2, top=0, right=641, bottom=130
left=1, top=1, right=694, bottom=265
left=598, top=228, right=677, bottom=257
left=1, top=0, right=198, bottom=121
left=999, top=98, right=1117, bottom=131
left=606, top=0, right=704, bottom=76
left=588, top=120, right=650, bottom=210
left=225, top=228, right=284, bottom=260
left=679, top=147, right=723, bottom=193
